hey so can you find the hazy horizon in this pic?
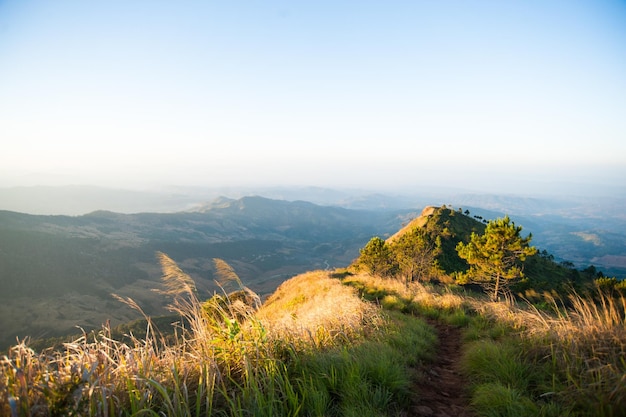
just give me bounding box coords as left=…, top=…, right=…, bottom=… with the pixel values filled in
left=1, top=1, right=625, bottom=196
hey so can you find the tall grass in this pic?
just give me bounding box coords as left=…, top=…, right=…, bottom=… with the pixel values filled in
left=343, top=273, right=466, bottom=318
left=0, top=253, right=266, bottom=416
left=459, top=289, right=626, bottom=416
left=7, top=258, right=623, bottom=416
left=1, top=259, right=414, bottom=416
left=535, top=291, right=626, bottom=415
left=344, top=271, right=626, bottom=416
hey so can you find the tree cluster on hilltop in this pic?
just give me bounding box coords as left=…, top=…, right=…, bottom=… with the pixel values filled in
left=357, top=229, right=442, bottom=287
left=355, top=206, right=600, bottom=300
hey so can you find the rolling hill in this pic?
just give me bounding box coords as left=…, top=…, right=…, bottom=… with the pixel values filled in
left=354, top=205, right=597, bottom=297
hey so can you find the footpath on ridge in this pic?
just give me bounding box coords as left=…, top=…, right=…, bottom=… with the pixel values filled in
left=410, top=320, right=475, bottom=417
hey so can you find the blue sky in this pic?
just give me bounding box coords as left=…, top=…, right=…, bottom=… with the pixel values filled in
left=1, top=1, right=625, bottom=193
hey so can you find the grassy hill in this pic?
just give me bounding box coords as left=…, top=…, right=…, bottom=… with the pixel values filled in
left=356, top=205, right=597, bottom=297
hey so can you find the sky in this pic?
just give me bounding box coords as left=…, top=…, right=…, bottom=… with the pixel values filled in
left=1, top=0, right=625, bottom=194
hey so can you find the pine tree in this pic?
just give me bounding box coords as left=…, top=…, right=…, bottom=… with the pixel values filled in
left=456, top=216, right=536, bottom=300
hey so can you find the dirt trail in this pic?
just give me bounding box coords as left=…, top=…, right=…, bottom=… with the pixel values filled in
left=410, top=321, right=474, bottom=417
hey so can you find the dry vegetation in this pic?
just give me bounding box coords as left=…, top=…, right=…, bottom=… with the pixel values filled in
left=343, top=272, right=466, bottom=314
left=461, top=290, right=626, bottom=415
left=257, top=271, right=382, bottom=350
left=1, top=258, right=625, bottom=416
left=0, top=258, right=395, bottom=417
left=339, top=272, right=626, bottom=416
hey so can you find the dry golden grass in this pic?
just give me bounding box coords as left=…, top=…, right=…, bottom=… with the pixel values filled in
left=466, top=297, right=545, bottom=331
left=344, top=272, right=465, bottom=312
left=538, top=292, right=626, bottom=405
left=1, top=262, right=390, bottom=416
left=0, top=255, right=264, bottom=416
left=469, top=290, right=626, bottom=345
left=256, top=270, right=382, bottom=349
left=0, top=323, right=181, bottom=416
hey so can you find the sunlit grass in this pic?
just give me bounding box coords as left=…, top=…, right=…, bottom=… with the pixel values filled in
left=257, top=270, right=382, bottom=350
left=457, top=288, right=626, bottom=416
left=530, top=291, right=626, bottom=415
left=346, top=271, right=626, bottom=416
left=3, top=260, right=625, bottom=417
left=343, top=273, right=466, bottom=317
left=290, top=309, right=435, bottom=417
left=0, top=261, right=411, bottom=416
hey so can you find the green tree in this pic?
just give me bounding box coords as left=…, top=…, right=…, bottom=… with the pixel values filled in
left=392, top=228, right=441, bottom=286
left=359, top=236, right=395, bottom=277
left=456, top=216, right=536, bottom=300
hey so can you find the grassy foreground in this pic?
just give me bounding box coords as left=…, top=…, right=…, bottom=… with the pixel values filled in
left=2, top=258, right=625, bottom=416
left=0, top=257, right=435, bottom=417
left=344, top=273, right=626, bottom=417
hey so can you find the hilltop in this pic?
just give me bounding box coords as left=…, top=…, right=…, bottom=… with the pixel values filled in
left=355, top=205, right=599, bottom=297
left=386, top=206, right=437, bottom=242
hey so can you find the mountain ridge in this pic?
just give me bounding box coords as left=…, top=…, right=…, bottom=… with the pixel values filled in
left=386, top=206, right=438, bottom=243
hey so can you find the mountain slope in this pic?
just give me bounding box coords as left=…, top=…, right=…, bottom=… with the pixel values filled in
left=0, top=196, right=411, bottom=350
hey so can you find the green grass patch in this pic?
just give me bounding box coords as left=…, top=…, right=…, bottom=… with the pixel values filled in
left=461, top=339, right=531, bottom=391
left=380, top=294, right=407, bottom=311
left=463, top=314, right=512, bottom=342
left=383, top=311, right=436, bottom=367
left=289, top=311, right=436, bottom=417
left=471, top=382, right=538, bottom=417
left=441, top=308, right=470, bottom=327
left=292, top=345, right=405, bottom=416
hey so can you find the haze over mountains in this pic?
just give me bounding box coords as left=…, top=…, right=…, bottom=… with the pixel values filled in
left=2, top=185, right=625, bottom=274
left=1, top=185, right=625, bottom=350
left=2, top=182, right=625, bottom=215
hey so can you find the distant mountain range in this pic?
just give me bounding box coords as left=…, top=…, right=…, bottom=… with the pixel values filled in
left=0, top=185, right=428, bottom=215
left=2, top=183, right=624, bottom=215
